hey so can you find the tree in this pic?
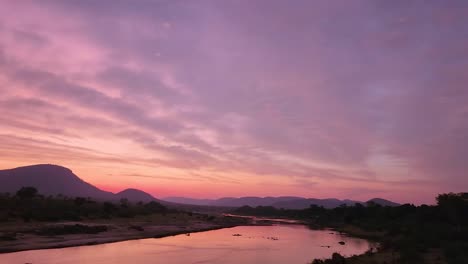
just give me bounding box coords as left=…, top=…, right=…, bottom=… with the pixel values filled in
left=331, top=253, right=346, bottom=264
left=74, top=197, right=87, bottom=207
left=436, top=193, right=468, bottom=230
left=16, top=187, right=38, bottom=199
left=119, top=198, right=129, bottom=208
left=144, top=201, right=166, bottom=213
left=103, top=202, right=116, bottom=214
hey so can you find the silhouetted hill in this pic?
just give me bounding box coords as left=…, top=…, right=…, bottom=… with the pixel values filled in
left=271, top=198, right=360, bottom=209
left=367, top=198, right=400, bottom=207
left=162, top=197, right=215, bottom=206
left=116, top=188, right=156, bottom=203
left=211, top=196, right=303, bottom=207
left=163, top=196, right=302, bottom=207
left=0, top=164, right=115, bottom=200
left=0, top=164, right=158, bottom=203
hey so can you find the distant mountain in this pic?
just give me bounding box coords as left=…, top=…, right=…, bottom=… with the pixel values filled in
left=116, top=188, right=156, bottom=203
left=0, top=164, right=157, bottom=203
left=367, top=198, right=400, bottom=207
left=162, top=196, right=303, bottom=207
left=212, top=196, right=303, bottom=207
left=272, top=198, right=360, bottom=209
left=163, top=197, right=215, bottom=206
left=162, top=196, right=399, bottom=209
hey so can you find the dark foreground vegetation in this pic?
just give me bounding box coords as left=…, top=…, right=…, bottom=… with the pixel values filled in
left=234, top=193, right=468, bottom=264
left=0, top=187, right=168, bottom=222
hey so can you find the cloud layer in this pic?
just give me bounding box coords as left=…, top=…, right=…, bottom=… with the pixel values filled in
left=1, top=0, right=467, bottom=203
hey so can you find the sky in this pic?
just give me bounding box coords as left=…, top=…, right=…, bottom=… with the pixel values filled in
left=0, top=0, right=467, bottom=204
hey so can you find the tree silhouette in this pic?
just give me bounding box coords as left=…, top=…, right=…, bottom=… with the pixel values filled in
left=16, top=187, right=38, bottom=199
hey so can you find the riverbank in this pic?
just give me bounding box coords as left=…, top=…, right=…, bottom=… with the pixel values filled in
left=311, top=224, right=447, bottom=264
left=0, top=213, right=249, bottom=253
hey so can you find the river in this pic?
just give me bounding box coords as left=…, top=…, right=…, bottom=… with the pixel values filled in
left=0, top=224, right=375, bottom=264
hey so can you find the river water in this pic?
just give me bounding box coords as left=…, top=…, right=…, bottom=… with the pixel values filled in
left=0, top=225, right=375, bottom=264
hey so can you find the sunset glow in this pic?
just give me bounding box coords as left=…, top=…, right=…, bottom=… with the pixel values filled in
left=1, top=0, right=467, bottom=204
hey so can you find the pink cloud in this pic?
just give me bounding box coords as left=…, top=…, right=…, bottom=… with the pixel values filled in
left=0, top=0, right=467, bottom=204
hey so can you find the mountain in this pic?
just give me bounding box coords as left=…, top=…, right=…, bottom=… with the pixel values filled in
left=211, top=196, right=303, bottom=207
left=0, top=164, right=115, bottom=200
left=162, top=196, right=303, bottom=207
left=367, top=198, right=400, bottom=207
left=116, top=188, right=156, bottom=203
left=162, top=196, right=359, bottom=209
left=162, top=197, right=215, bottom=206
left=271, top=198, right=360, bottom=209
left=0, top=164, right=157, bottom=203
left=162, top=196, right=399, bottom=209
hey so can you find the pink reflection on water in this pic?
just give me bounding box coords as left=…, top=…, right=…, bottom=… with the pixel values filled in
left=0, top=225, right=375, bottom=264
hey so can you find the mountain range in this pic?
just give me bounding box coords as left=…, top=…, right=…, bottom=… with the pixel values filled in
left=163, top=196, right=400, bottom=209
left=0, top=164, right=400, bottom=209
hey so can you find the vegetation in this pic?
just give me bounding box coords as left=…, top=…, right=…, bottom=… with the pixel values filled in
left=35, top=224, right=109, bottom=235
left=312, top=253, right=346, bottom=264
left=0, top=187, right=168, bottom=222
left=233, top=193, right=468, bottom=264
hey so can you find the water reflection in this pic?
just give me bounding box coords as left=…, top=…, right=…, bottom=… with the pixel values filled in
left=0, top=225, right=375, bottom=264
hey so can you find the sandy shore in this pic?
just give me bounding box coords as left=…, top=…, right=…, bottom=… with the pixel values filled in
left=0, top=214, right=248, bottom=254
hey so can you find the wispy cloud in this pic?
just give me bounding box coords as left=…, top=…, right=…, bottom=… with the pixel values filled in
left=1, top=0, right=467, bottom=203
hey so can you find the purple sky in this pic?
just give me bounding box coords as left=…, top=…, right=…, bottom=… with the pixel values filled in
left=0, top=0, right=467, bottom=204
